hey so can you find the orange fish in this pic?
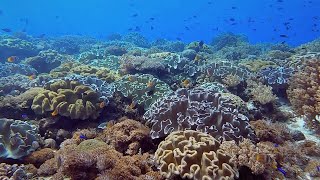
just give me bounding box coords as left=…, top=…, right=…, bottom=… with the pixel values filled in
left=99, top=101, right=106, bottom=109
left=146, top=80, right=155, bottom=88
left=28, top=74, right=36, bottom=80
left=181, top=79, right=191, bottom=88
left=128, top=75, right=136, bottom=82
left=129, top=100, right=137, bottom=110
left=7, top=56, right=18, bottom=63
left=51, top=109, right=59, bottom=116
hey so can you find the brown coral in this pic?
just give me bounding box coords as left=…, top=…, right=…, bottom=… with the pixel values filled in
left=96, top=118, right=152, bottom=155
left=23, top=148, right=55, bottom=167
left=287, top=59, right=320, bottom=132
left=39, top=138, right=160, bottom=180
left=247, top=79, right=277, bottom=105
left=250, top=120, right=293, bottom=144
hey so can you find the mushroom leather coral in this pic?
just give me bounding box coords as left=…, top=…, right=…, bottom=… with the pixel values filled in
left=155, top=130, right=238, bottom=180
left=31, top=80, right=102, bottom=120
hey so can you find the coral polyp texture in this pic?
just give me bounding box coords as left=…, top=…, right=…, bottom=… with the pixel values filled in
left=144, top=87, right=256, bottom=142
left=31, top=80, right=103, bottom=120
left=287, top=59, right=320, bottom=132
left=0, top=118, right=40, bottom=159
left=155, top=130, right=239, bottom=180
left=115, top=74, right=173, bottom=110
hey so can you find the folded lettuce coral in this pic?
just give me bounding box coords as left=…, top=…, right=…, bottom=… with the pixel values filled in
left=115, top=74, right=173, bottom=110
left=144, top=87, right=257, bottom=143
left=155, top=130, right=238, bottom=180
left=0, top=118, right=40, bottom=159
left=31, top=80, right=103, bottom=120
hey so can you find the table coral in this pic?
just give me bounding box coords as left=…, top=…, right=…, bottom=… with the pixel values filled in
left=144, top=87, right=257, bottom=143
left=96, top=118, right=152, bottom=155
left=155, top=130, right=239, bottom=180
left=115, top=74, right=173, bottom=110
left=31, top=80, right=103, bottom=120
left=0, top=118, right=40, bottom=159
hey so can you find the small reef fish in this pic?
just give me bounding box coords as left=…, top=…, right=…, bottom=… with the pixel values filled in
left=255, top=153, right=277, bottom=169
left=79, top=134, right=87, bottom=140
left=28, top=74, right=36, bottom=80
left=99, top=101, right=106, bottom=109
left=317, top=166, right=320, bottom=172
left=181, top=79, right=191, bottom=88
left=128, top=75, right=136, bottom=82
left=1, top=28, right=12, bottom=32
left=277, top=167, right=286, bottom=176
left=194, top=54, right=201, bottom=61
left=21, top=114, right=28, bottom=120
left=51, top=109, right=59, bottom=116
left=146, top=80, right=155, bottom=89
left=7, top=56, right=18, bottom=63
left=128, top=100, right=137, bottom=110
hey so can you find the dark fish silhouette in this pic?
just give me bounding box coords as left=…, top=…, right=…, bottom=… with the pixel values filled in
left=229, top=18, right=235, bottom=21
left=1, top=28, right=12, bottom=32
left=150, top=26, right=154, bottom=30
left=131, top=13, right=138, bottom=17
left=280, top=34, right=288, bottom=38
left=199, top=40, right=204, bottom=47
left=231, top=6, right=237, bottom=9
left=176, top=37, right=182, bottom=40
left=185, top=26, right=190, bottom=30
left=149, top=17, right=155, bottom=20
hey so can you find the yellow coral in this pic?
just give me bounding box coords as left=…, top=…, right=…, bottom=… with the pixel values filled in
left=31, top=80, right=102, bottom=120
left=155, top=130, right=238, bottom=180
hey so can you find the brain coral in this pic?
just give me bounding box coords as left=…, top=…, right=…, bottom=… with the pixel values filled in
left=144, top=87, right=256, bottom=143
left=155, top=130, right=239, bottom=180
left=115, top=74, right=173, bottom=110
left=0, top=118, right=40, bottom=159
left=31, top=80, right=103, bottom=120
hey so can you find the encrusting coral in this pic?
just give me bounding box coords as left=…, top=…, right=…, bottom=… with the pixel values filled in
left=31, top=80, right=103, bottom=120
left=96, top=118, right=153, bottom=155
left=155, top=130, right=239, bottom=180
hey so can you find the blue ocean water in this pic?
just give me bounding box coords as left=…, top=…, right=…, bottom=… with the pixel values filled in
left=1, top=0, right=319, bottom=45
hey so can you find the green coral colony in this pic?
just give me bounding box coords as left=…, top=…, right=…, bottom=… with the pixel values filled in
left=1, top=32, right=320, bottom=180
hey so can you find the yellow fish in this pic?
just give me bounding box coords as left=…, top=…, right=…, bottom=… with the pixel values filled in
left=7, top=56, right=17, bottom=63
left=51, top=109, right=59, bottom=116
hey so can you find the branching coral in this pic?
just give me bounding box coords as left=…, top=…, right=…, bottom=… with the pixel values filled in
left=31, top=80, right=103, bottom=120
left=144, top=87, right=257, bottom=143
left=155, top=130, right=239, bottom=180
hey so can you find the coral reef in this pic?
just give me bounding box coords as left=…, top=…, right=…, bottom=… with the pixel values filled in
left=38, top=138, right=161, bottom=179
left=144, top=87, right=257, bottom=142
left=0, top=74, right=34, bottom=96
left=96, top=118, right=152, bottom=155
left=115, top=74, right=173, bottom=110
left=211, top=33, right=248, bottom=51
left=0, top=163, right=33, bottom=179
left=119, top=55, right=167, bottom=75
left=0, top=118, right=40, bottom=159
left=23, top=49, right=66, bottom=73
left=155, top=130, right=239, bottom=180
left=0, top=62, right=37, bottom=78
left=0, top=36, right=39, bottom=60
left=31, top=80, right=103, bottom=120
left=287, top=59, right=320, bottom=132
left=258, top=66, right=294, bottom=87
left=121, top=32, right=150, bottom=48
left=247, top=80, right=277, bottom=105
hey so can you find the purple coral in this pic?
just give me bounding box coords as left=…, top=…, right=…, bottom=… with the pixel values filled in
left=143, top=87, right=257, bottom=143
